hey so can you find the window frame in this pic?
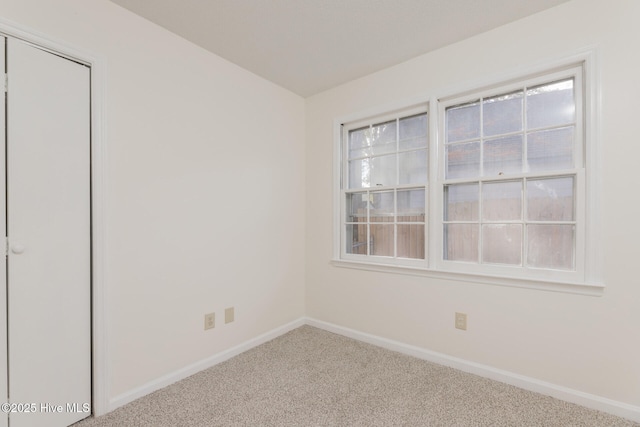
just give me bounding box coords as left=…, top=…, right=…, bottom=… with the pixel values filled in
left=435, top=65, right=585, bottom=284
left=332, top=50, right=603, bottom=295
left=340, top=105, right=429, bottom=268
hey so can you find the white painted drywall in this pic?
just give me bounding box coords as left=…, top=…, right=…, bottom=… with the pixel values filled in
left=0, top=0, right=306, bottom=402
left=305, top=0, right=640, bottom=408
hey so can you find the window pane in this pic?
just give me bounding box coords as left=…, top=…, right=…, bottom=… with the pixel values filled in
left=527, top=177, right=574, bottom=221
left=482, top=181, right=522, bottom=221
left=398, top=224, right=425, bottom=259
left=527, top=126, right=574, bottom=172
left=526, top=79, right=575, bottom=129
left=369, top=120, right=397, bottom=156
left=483, top=135, right=523, bottom=177
left=446, top=141, right=480, bottom=179
left=527, top=224, right=574, bottom=270
left=348, top=126, right=371, bottom=159
left=483, top=91, right=523, bottom=137
left=370, top=191, right=394, bottom=222
left=399, top=149, right=427, bottom=185
left=348, top=121, right=398, bottom=159
left=346, top=192, right=368, bottom=223
left=369, top=154, right=396, bottom=187
left=444, top=184, right=479, bottom=221
left=346, top=224, right=368, bottom=255
left=398, top=189, right=425, bottom=222
left=348, top=158, right=369, bottom=189
left=482, top=224, right=522, bottom=265
left=444, top=224, right=478, bottom=262
left=447, top=102, right=480, bottom=143
left=399, top=113, right=428, bottom=150
left=371, top=224, right=394, bottom=256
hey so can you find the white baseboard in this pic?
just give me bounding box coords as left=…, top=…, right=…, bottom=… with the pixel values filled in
left=305, top=317, right=640, bottom=423
left=108, top=316, right=640, bottom=423
left=109, top=317, right=306, bottom=412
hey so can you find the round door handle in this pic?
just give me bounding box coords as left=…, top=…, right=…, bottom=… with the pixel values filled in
left=11, top=245, right=25, bottom=254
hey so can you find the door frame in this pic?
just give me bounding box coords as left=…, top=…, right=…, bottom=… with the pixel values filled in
left=0, top=19, right=109, bottom=417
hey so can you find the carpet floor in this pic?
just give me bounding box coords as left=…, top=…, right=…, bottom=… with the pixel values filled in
left=74, top=325, right=638, bottom=426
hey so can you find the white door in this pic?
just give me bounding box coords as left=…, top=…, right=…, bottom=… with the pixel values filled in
left=0, top=36, right=8, bottom=427
left=4, top=38, right=91, bottom=427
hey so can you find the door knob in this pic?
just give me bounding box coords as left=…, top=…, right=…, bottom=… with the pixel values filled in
left=11, top=244, right=25, bottom=254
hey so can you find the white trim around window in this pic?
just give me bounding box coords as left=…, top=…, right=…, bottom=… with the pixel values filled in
left=332, top=49, right=604, bottom=295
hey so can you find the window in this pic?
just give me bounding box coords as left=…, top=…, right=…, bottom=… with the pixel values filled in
left=439, top=67, right=584, bottom=282
left=335, top=56, right=601, bottom=292
left=342, top=108, right=428, bottom=266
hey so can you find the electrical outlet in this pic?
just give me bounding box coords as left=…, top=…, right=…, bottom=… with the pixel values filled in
left=225, top=307, right=234, bottom=324
left=455, top=312, right=467, bottom=330
left=204, top=312, right=215, bottom=330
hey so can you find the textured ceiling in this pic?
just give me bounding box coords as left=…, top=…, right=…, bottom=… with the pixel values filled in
left=109, top=0, right=570, bottom=97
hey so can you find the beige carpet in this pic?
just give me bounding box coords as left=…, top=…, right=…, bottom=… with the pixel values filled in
left=74, top=326, right=638, bottom=426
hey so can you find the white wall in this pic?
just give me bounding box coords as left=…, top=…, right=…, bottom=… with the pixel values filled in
left=0, top=0, right=306, bottom=404
left=306, top=0, right=640, bottom=409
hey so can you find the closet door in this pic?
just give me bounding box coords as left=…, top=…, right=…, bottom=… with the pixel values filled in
left=6, top=38, right=90, bottom=427
left=0, top=36, right=8, bottom=427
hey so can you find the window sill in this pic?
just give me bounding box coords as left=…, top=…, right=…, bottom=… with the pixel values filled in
left=330, top=259, right=604, bottom=296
